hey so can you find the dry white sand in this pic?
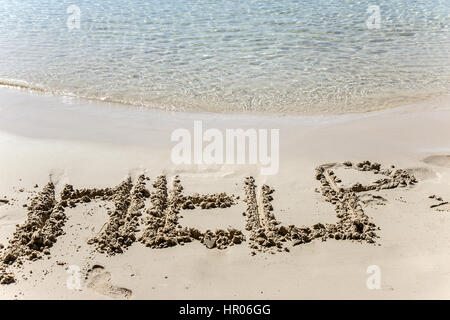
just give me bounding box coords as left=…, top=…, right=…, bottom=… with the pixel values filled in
left=1, top=87, right=450, bottom=299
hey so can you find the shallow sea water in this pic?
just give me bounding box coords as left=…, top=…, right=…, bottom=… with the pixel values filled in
left=0, top=0, right=449, bottom=114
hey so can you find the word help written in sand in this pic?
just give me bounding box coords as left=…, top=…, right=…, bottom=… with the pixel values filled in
left=0, top=161, right=417, bottom=284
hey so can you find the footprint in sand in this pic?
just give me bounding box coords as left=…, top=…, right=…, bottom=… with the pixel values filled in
left=422, top=155, right=450, bottom=168
left=86, top=265, right=132, bottom=299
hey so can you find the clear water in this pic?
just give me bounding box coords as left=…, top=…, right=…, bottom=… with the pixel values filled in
left=0, top=0, right=449, bottom=114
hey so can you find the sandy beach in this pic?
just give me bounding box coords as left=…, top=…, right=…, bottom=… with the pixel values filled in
left=0, top=87, right=449, bottom=299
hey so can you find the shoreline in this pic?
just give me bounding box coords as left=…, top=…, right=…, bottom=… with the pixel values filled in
left=1, top=86, right=450, bottom=299
left=1, top=82, right=449, bottom=119
left=1, top=85, right=450, bottom=142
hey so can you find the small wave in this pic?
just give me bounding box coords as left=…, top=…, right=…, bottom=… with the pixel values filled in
left=0, top=78, right=172, bottom=112
left=0, top=79, right=45, bottom=92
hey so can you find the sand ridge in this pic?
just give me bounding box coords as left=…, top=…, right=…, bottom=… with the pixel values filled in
left=428, top=195, right=450, bottom=211
left=0, top=182, right=64, bottom=284
left=138, top=175, right=245, bottom=250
